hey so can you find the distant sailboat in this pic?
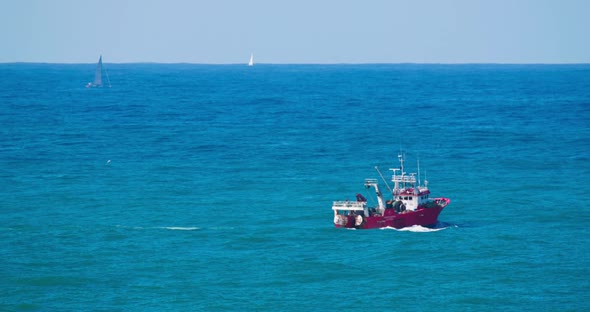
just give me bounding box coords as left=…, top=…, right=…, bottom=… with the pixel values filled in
left=248, top=53, right=254, bottom=66
left=86, top=55, right=111, bottom=88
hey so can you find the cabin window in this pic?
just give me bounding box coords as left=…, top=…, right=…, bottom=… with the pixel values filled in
left=409, top=197, right=413, bottom=200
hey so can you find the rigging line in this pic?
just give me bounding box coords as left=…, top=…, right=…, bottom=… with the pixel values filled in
left=104, top=63, right=112, bottom=88
left=375, top=166, right=392, bottom=193
left=105, top=70, right=112, bottom=88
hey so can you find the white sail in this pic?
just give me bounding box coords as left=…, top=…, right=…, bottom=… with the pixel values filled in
left=93, top=56, right=103, bottom=86
left=87, top=55, right=111, bottom=88
left=248, top=53, right=254, bottom=66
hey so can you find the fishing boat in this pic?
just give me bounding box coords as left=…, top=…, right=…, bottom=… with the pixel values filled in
left=332, top=153, right=450, bottom=229
left=248, top=53, right=254, bottom=66
left=86, top=55, right=111, bottom=88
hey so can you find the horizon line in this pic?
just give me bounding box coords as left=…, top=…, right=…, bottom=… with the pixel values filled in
left=2, top=61, right=590, bottom=66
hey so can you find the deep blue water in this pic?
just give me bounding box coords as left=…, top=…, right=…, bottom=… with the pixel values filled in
left=1, top=63, right=589, bottom=311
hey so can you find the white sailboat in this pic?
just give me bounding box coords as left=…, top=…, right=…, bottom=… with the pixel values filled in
left=248, top=53, right=254, bottom=66
left=86, top=55, right=111, bottom=88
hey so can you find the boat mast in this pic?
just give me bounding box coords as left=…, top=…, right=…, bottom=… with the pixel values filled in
left=390, top=153, right=407, bottom=195
left=391, top=168, right=400, bottom=195
left=417, top=158, right=421, bottom=186
left=398, top=153, right=405, bottom=175
left=398, top=153, right=405, bottom=189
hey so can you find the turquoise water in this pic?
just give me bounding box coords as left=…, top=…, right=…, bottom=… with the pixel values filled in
left=1, top=63, right=589, bottom=311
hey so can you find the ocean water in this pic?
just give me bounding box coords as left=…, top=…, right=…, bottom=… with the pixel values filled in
left=1, top=63, right=589, bottom=311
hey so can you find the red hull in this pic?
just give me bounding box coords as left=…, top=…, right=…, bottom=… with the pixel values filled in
left=335, top=198, right=449, bottom=229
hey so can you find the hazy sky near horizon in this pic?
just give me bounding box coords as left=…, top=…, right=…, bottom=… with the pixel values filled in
left=1, top=0, right=589, bottom=63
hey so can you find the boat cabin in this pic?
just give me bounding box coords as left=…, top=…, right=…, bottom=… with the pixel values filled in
left=393, top=187, right=431, bottom=211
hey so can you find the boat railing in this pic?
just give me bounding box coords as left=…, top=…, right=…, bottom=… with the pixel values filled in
left=364, top=178, right=378, bottom=185
left=332, top=201, right=366, bottom=210
left=392, top=175, right=417, bottom=183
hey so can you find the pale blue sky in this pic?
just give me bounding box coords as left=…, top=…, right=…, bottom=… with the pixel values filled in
left=1, top=0, right=589, bottom=63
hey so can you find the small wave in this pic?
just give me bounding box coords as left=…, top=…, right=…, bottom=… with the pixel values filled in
left=380, top=224, right=452, bottom=232
left=398, top=225, right=445, bottom=232
left=208, top=226, right=235, bottom=230
left=115, top=225, right=200, bottom=231
left=157, top=226, right=200, bottom=231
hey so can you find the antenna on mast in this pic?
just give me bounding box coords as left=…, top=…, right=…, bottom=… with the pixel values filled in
left=417, top=158, right=421, bottom=186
